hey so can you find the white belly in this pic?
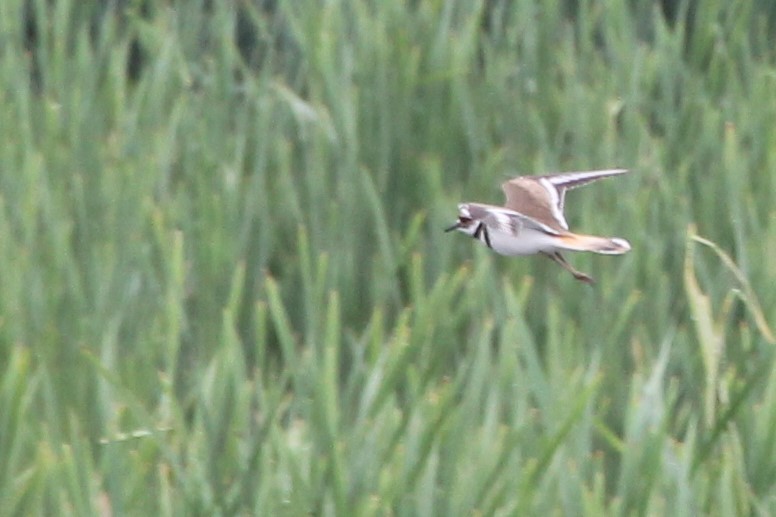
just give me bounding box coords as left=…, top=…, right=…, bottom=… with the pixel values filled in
left=483, top=228, right=559, bottom=256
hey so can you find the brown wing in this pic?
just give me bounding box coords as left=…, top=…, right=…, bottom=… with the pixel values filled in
left=500, top=177, right=566, bottom=231
left=501, top=169, right=629, bottom=231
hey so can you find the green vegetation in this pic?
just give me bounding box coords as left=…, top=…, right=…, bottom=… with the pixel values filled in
left=1, top=0, right=775, bottom=514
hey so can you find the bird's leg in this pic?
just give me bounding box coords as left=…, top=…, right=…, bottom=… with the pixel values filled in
left=544, top=252, right=595, bottom=284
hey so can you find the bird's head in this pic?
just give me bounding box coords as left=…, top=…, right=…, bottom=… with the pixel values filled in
left=444, top=204, right=478, bottom=236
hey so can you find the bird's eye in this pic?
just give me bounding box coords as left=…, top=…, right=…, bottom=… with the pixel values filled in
left=459, top=216, right=472, bottom=225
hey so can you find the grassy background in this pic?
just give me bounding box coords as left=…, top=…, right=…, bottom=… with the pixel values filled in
left=1, top=0, right=776, bottom=514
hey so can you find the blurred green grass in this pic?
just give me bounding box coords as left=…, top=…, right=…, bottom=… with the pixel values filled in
left=1, top=0, right=776, bottom=514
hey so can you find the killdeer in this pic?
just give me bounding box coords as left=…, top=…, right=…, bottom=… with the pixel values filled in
left=445, top=169, right=631, bottom=283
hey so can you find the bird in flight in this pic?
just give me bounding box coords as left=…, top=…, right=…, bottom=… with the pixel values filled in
left=445, top=169, right=632, bottom=283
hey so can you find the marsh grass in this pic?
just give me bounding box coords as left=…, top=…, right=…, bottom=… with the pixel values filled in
left=1, top=0, right=776, bottom=514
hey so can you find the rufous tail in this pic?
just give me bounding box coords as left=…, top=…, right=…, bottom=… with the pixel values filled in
left=555, top=233, right=631, bottom=255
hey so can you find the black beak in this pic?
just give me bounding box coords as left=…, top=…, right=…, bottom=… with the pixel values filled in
left=444, top=222, right=461, bottom=233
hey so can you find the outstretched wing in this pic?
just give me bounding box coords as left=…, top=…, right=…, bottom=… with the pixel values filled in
left=538, top=169, right=629, bottom=215
left=500, top=176, right=567, bottom=231
left=502, top=169, right=628, bottom=230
